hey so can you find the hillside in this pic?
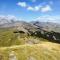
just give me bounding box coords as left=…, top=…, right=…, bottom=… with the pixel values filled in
left=0, top=27, right=48, bottom=47
left=0, top=42, right=60, bottom=60
left=0, top=17, right=60, bottom=60
left=0, top=24, right=60, bottom=60
left=0, top=0, right=60, bottom=59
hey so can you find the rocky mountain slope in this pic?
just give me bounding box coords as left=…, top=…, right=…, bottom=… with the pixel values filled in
left=0, top=16, right=60, bottom=60
left=32, top=21, right=60, bottom=33
left=0, top=16, right=60, bottom=33
left=0, top=16, right=60, bottom=43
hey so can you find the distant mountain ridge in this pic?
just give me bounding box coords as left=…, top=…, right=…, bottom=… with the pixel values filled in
left=0, top=16, right=60, bottom=43
left=31, top=21, right=60, bottom=33
left=0, top=16, right=17, bottom=25
left=0, top=16, right=60, bottom=33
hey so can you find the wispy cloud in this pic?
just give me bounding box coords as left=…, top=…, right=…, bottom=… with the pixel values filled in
left=17, top=2, right=27, bottom=7
left=27, top=4, right=52, bottom=12
left=17, top=1, right=53, bottom=12
left=41, top=5, right=52, bottom=12
left=27, top=5, right=42, bottom=11
left=27, top=6, right=34, bottom=11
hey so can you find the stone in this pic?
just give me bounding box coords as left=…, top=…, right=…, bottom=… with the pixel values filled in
left=53, top=36, right=57, bottom=40
left=27, top=56, right=36, bottom=60
left=9, top=51, right=17, bottom=60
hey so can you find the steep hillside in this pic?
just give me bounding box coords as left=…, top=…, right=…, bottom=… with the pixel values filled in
left=0, top=27, right=48, bottom=47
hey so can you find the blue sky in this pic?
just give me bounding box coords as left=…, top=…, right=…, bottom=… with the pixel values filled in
left=0, top=0, right=60, bottom=22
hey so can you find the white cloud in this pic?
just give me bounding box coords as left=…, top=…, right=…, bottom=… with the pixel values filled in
left=41, top=5, right=52, bottom=12
left=27, top=6, right=34, bottom=11
left=17, top=2, right=42, bottom=11
left=27, top=5, right=52, bottom=12
left=17, top=2, right=27, bottom=7
left=17, top=2, right=52, bottom=13
left=27, top=5, right=42, bottom=11
left=34, top=5, right=42, bottom=11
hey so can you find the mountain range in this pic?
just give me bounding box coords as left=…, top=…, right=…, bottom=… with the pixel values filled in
left=0, top=16, right=60, bottom=33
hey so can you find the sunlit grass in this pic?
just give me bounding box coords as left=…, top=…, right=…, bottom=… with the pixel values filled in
left=0, top=28, right=60, bottom=60
left=0, top=42, right=60, bottom=60
left=0, top=28, right=48, bottom=47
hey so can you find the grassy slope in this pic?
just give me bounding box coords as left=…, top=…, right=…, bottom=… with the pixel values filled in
left=0, top=28, right=60, bottom=60
left=0, top=28, right=48, bottom=47
left=0, top=42, right=60, bottom=60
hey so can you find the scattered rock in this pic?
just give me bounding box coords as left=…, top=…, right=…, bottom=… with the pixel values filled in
left=33, top=39, right=40, bottom=44
left=53, top=36, right=56, bottom=40
left=26, top=40, right=34, bottom=44
left=26, top=39, right=40, bottom=44
left=41, top=30, right=44, bottom=34
left=9, top=51, right=17, bottom=60
left=27, top=56, right=36, bottom=60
